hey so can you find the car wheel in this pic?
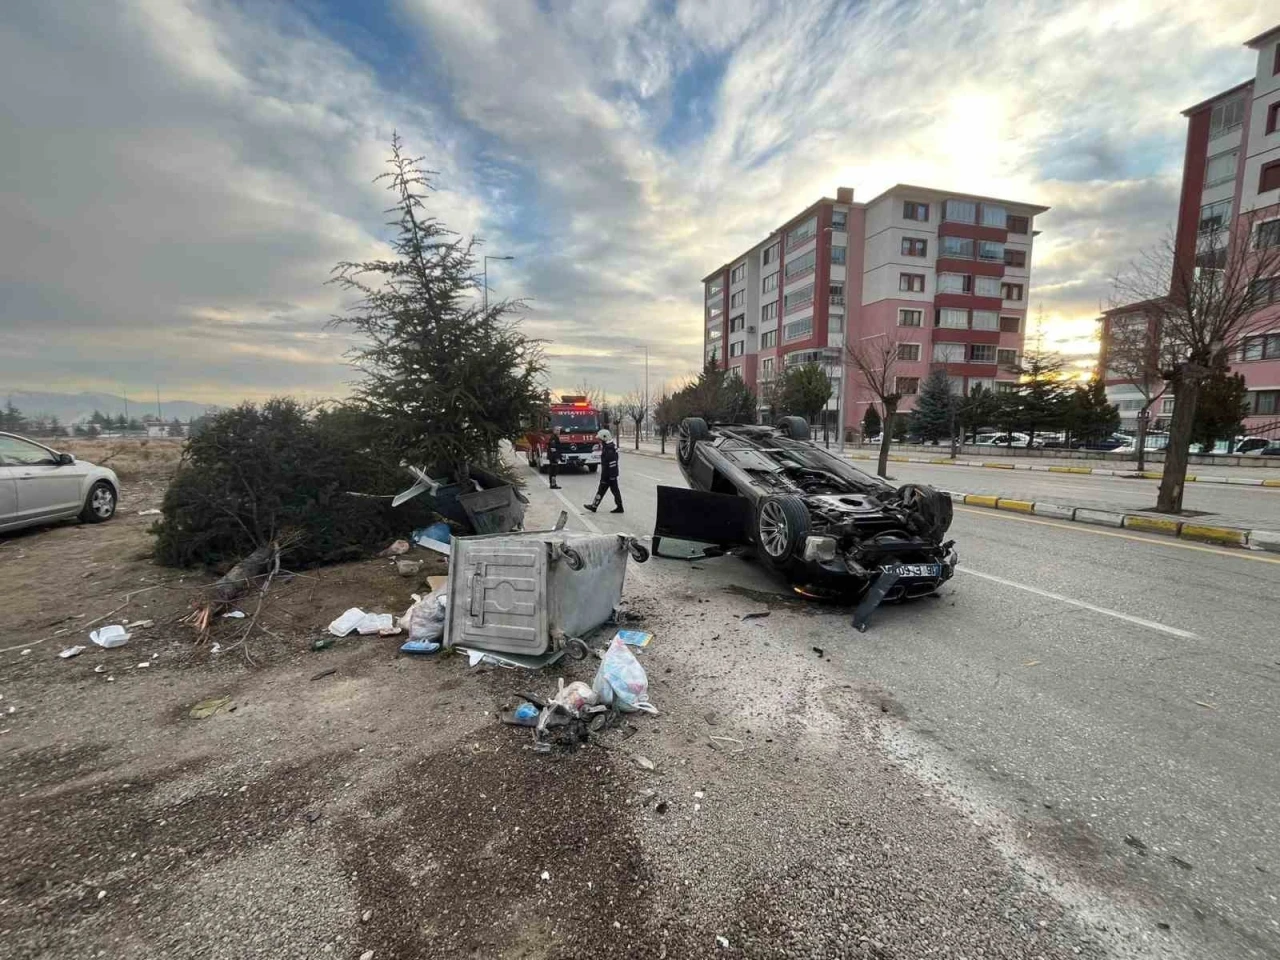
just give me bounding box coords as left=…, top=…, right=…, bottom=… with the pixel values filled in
left=678, top=417, right=710, bottom=466
left=755, top=495, right=809, bottom=571
left=776, top=416, right=810, bottom=441
left=80, top=481, right=117, bottom=524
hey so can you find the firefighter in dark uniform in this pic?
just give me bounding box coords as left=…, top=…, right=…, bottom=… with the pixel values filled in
left=546, top=426, right=563, bottom=489
left=584, top=429, right=623, bottom=513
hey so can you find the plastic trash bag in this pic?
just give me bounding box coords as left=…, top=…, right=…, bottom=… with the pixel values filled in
left=399, top=591, right=448, bottom=644
left=591, top=636, right=657, bottom=714
left=552, top=679, right=598, bottom=712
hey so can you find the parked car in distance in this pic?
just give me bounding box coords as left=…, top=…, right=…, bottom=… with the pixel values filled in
left=0, top=432, right=120, bottom=533
left=1072, top=434, right=1129, bottom=451
left=1235, top=436, right=1273, bottom=455
left=975, top=432, right=1044, bottom=449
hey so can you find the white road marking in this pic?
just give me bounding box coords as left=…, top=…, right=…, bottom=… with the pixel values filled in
left=532, top=470, right=602, bottom=534
left=955, top=567, right=1198, bottom=639
left=632, top=471, right=667, bottom=482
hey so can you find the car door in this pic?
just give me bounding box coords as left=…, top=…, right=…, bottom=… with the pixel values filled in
left=0, top=463, right=18, bottom=528
left=0, top=435, right=84, bottom=521
left=651, top=485, right=754, bottom=558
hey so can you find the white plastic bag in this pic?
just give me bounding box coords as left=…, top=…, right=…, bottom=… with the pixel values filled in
left=552, top=679, right=599, bottom=712
left=591, top=636, right=657, bottom=714
left=90, top=625, right=131, bottom=648
left=399, top=591, right=449, bottom=644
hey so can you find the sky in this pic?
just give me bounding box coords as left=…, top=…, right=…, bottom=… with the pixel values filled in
left=0, top=0, right=1274, bottom=407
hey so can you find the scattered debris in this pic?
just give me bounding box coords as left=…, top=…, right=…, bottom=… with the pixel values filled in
left=1124, top=834, right=1148, bottom=855
left=592, top=635, right=657, bottom=714
left=426, top=575, right=448, bottom=592
left=812, top=646, right=824, bottom=658
left=400, top=639, right=440, bottom=655
left=694, top=790, right=705, bottom=800
left=90, top=625, right=131, bottom=648
left=310, top=668, right=338, bottom=681
left=741, top=610, right=770, bottom=620
left=311, top=637, right=336, bottom=651
left=136, top=508, right=162, bottom=516
left=1194, top=700, right=1217, bottom=710
left=94, top=665, right=106, bottom=674
left=360, top=951, right=375, bottom=960
left=704, top=711, right=719, bottom=726
left=1169, top=855, right=1193, bottom=871
left=635, top=755, right=656, bottom=772
left=617, top=629, right=653, bottom=648
left=400, top=592, right=448, bottom=645
left=222, top=610, right=247, bottom=619
left=360, top=909, right=373, bottom=923
left=189, top=696, right=233, bottom=719
left=59, top=645, right=86, bottom=659
left=539, top=870, right=551, bottom=882
left=305, top=810, right=322, bottom=823
left=356, top=613, right=395, bottom=635
left=655, top=801, right=668, bottom=814
left=396, top=558, right=423, bottom=577
left=499, top=702, right=540, bottom=726
left=716, top=935, right=730, bottom=949
left=379, top=539, right=411, bottom=557
left=125, top=619, right=154, bottom=629
left=1023, top=659, right=1041, bottom=667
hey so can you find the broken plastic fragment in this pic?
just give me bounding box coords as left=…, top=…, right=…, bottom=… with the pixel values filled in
left=59, top=645, right=86, bottom=659
left=90, top=625, right=130, bottom=648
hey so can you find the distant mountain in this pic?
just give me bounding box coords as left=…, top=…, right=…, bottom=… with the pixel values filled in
left=3, top=390, right=214, bottom=424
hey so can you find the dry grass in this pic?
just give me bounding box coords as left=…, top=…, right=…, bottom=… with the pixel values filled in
left=61, top=437, right=186, bottom=481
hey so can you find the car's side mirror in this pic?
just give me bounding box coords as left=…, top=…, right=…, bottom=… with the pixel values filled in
left=56, top=452, right=75, bottom=466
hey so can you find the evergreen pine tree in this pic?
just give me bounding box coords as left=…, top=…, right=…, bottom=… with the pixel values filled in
left=910, top=369, right=955, bottom=442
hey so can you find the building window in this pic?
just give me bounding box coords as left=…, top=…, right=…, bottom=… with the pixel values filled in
left=980, top=204, right=1007, bottom=228
left=894, top=343, right=920, bottom=363
left=968, top=376, right=995, bottom=395
left=788, top=216, right=817, bottom=248
left=829, top=282, right=844, bottom=305
left=1249, top=278, right=1280, bottom=303
left=1000, top=315, right=1021, bottom=333
left=760, top=330, right=777, bottom=348
left=943, top=199, right=977, bottom=223
left=899, top=273, right=925, bottom=293
left=1002, top=282, right=1024, bottom=301
left=1160, top=397, right=1175, bottom=415
left=938, top=273, right=971, bottom=294
left=729, top=340, right=745, bottom=357
left=938, top=308, right=968, bottom=329
left=831, top=210, right=847, bottom=232
left=707, top=306, right=723, bottom=322
left=972, top=310, right=999, bottom=331
left=785, top=249, right=816, bottom=279
left=898, top=308, right=923, bottom=327
left=829, top=314, right=844, bottom=334
left=1261, top=160, right=1280, bottom=194
left=761, top=300, right=779, bottom=322
left=784, top=283, right=815, bottom=313
left=763, top=272, right=778, bottom=292
left=932, top=342, right=965, bottom=363
left=783, top=317, right=813, bottom=341
left=708, top=327, right=722, bottom=340
left=762, top=244, right=778, bottom=266
left=996, top=381, right=1018, bottom=394
left=969, top=344, right=997, bottom=363
left=941, top=236, right=974, bottom=259
left=903, top=201, right=929, bottom=221
left=1250, top=389, right=1280, bottom=416
left=1199, top=199, right=1232, bottom=233
left=729, top=315, right=745, bottom=333
left=901, top=237, right=927, bottom=257
left=997, top=348, right=1018, bottom=367
left=1257, top=219, right=1280, bottom=249
left=761, top=357, right=775, bottom=379
left=730, top=290, right=745, bottom=308
left=1240, top=334, right=1280, bottom=360
left=974, top=275, right=1002, bottom=298
left=830, top=245, right=847, bottom=266
left=1209, top=95, right=1245, bottom=137
left=706, top=283, right=722, bottom=300
left=1004, top=249, right=1027, bottom=268
left=731, top=263, right=747, bottom=284
left=896, top=377, right=921, bottom=395
left=1268, top=101, right=1280, bottom=135
left=1007, top=215, right=1029, bottom=234
left=1204, top=151, right=1238, bottom=187
left=978, top=240, right=1004, bottom=262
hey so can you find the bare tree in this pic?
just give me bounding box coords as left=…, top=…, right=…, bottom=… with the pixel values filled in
left=619, top=389, right=649, bottom=451
left=1100, top=304, right=1177, bottom=471
left=1113, top=213, right=1280, bottom=511
left=846, top=331, right=905, bottom=479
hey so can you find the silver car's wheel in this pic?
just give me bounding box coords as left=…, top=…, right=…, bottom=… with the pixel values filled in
left=81, top=481, right=117, bottom=524
left=754, top=495, right=809, bottom=571
left=757, top=500, right=791, bottom=558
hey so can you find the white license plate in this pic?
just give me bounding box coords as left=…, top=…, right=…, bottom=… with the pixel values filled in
left=887, top=563, right=942, bottom=578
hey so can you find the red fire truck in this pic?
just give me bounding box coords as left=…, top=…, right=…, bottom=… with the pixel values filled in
left=524, top=395, right=603, bottom=473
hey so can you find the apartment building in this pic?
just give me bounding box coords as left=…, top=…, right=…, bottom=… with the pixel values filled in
left=1102, top=25, right=1280, bottom=432
left=702, top=185, right=1047, bottom=435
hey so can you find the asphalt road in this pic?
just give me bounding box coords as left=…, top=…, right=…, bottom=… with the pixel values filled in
left=534, top=450, right=1280, bottom=959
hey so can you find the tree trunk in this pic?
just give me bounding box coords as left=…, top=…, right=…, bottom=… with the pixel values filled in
left=877, top=400, right=897, bottom=478
left=659, top=426, right=666, bottom=454
left=634, top=422, right=640, bottom=450
left=1157, top=374, right=1200, bottom=513
left=1135, top=410, right=1148, bottom=473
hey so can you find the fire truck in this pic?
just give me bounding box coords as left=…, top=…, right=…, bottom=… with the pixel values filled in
left=524, top=395, right=603, bottom=473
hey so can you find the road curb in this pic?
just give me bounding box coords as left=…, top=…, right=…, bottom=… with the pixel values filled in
left=950, top=489, right=1278, bottom=553
left=841, top=451, right=1280, bottom=489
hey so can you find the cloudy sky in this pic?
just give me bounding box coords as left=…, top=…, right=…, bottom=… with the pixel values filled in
left=1, top=0, right=1273, bottom=405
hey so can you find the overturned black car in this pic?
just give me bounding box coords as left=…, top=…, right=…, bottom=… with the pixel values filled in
left=653, top=417, right=958, bottom=629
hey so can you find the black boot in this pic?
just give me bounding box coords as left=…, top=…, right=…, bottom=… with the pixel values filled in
left=610, top=504, right=624, bottom=514
left=584, top=501, right=599, bottom=513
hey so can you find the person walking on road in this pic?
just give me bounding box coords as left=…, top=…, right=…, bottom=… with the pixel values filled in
left=584, top=428, right=623, bottom=513
left=546, top=426, right=563, bottom=489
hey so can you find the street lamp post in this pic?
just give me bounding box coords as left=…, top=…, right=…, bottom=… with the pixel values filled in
left=482, top=255, right=514, bottom=314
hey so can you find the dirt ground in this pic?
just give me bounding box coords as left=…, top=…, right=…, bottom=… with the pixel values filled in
left=1, top=458, right=1137, bottom=960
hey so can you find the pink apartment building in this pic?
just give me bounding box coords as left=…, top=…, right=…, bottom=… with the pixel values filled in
left=702, top=185, right=1047, bottom=435
left=1102, top=24, right=1280, bottom=434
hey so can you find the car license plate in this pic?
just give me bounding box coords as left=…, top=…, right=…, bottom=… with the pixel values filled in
left=886, top=563, right=942, bottom=578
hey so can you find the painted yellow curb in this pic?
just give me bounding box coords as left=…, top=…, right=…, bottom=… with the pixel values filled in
left=1179, top=523, right=1247, bottom=546
left=997, top=498, right=1035, bottom=513
left=1123, top=515, right=1182, bottom=535
left=1264, top=479, right=1280, bottom=488
left=983, top=462, right=1016, bottom=470
left=929, top=458, right=954, bottom=464
left=1183, top=475, right=1197, bottom=482
left=1139, top=471, right=1163, bottom=480
left=964, top=494, right=999, bottom=508
left=1049, top=466, right=1093, bottom=474
left=889, top=456, right=909, bottom=462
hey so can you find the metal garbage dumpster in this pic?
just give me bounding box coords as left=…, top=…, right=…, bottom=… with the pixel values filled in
left=443, top=530, right=649, bottom=656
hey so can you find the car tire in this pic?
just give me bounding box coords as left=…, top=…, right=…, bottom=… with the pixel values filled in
left=897, top=483, right=953, bottom=541
left=754, top=495, right=810, bottom=571
left=678, top=417, right=710, bottom=466
left=80, top=481, right=117, bottom=524
left=776, top=416, right=810, bottom=441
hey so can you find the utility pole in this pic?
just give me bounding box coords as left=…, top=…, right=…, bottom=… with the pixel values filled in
left=123, top=389, right=129, bottom=425
left=156, top=385, right=162, bottom=420
left=644, top=345, right=649, bottom=441
left=482, top=254, right=514, bottom=314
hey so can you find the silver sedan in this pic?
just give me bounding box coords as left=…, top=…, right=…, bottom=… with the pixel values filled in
left=0, top=432, right=121, bottom=533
